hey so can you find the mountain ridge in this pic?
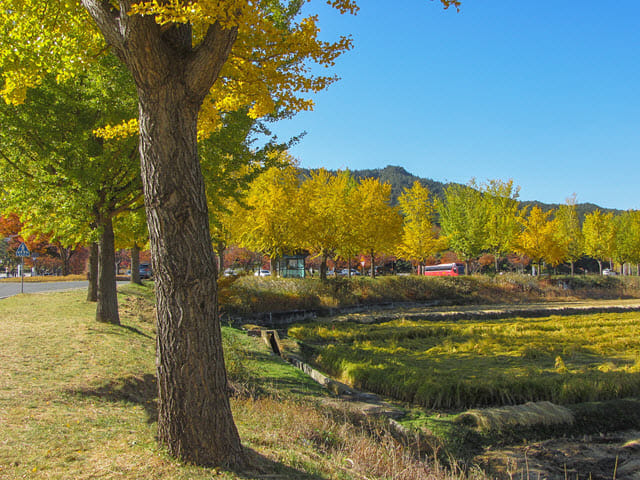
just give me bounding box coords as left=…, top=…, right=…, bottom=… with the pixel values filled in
left=300, top=164, right=620, bottom=220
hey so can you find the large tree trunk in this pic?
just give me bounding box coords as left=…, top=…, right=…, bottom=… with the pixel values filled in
left=80, top=3, right=242, bottom=465
left=138, top=86, right=242, bottom=466
left=87, top=242, right=98, bottom=302
left=131, top=242, right=141, bottom=285
left=96, top=217, right=120, bottom=324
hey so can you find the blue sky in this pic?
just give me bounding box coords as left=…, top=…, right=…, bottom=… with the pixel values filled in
left=271, top=1, right=640, bottom=210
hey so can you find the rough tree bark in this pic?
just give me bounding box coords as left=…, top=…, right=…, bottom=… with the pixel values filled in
left=138, top=83, right=242, bottom=465
left=81, top=1, right=243, bottom=466
left=131, top=242, right=141, bottom=285
left=96, top=216, right=120, bottom=325
left=87, top=242, right=98, bottom=302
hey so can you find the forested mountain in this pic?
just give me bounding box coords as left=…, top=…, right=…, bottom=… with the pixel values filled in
left=300, top=165, right=620, bottom=221
left=349, top=165, right=448, bottom=203
left=299, top=165, right=449, bottom=204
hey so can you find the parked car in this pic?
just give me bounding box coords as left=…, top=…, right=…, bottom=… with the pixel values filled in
left=254, top=269, right=271, bottom=277
left=603, top=268, right=617, bottom=276
left=339, top=268, right=360, bottom=276
left=139, top=263, right=152, bottom=279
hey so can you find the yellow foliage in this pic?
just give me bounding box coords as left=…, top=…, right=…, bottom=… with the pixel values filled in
left=0, top=0, right=354, bottom=135
left=94, top=119, right=140, bottom=140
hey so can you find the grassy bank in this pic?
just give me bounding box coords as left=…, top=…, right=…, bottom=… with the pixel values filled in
left=220, top=274, right=640, bottom=316
left=0, top=285, right=482, bottom=479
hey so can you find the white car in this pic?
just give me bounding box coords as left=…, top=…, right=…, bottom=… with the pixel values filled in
left=339, top=268, right=359, bottom=276
left=603, top=269, right=617, bottom=276
left=254, top=269, right=271, bottom=277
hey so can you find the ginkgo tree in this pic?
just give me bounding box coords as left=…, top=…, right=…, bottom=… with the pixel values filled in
left=299, top=169, right=354, bottom=280
left=0, top=54, right=141, bottom=324
left=555, top=195, right=583, bottom=276
left=0, top=0, right=460, bottom=467
left=351, top=177, right=402, bottom=277
left=200, top=109, right=292, bottom=272
left=233, top=163, right=302, bottom=270
left=482, top=179, right=521, bottom=272
left=515, top=206, right=560, bottom=276
left=583, top=210, right=616, bottom=274
left=438, top=181, right=488, bottom=273
left=397, top=181, right=444, bottom=272
left=614, top=210, right=640, bottom=275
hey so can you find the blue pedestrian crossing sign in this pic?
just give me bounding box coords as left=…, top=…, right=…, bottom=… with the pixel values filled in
left=15, top=242, right=30, bottom=257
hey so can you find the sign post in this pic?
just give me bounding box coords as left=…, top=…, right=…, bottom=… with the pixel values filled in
left=15, top=242, right=30, bottom=294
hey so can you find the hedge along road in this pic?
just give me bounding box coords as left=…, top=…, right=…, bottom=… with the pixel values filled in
left=0, top=281, right=129, bottom=299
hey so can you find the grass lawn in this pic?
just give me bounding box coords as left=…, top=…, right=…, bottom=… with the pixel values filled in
left=289, top=313, right=640, bottom=409
left=0, top=285, right=477, bottom=480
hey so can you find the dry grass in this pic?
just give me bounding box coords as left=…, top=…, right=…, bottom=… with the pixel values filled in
left=0, top=286, right=485, bottom=479
left=455, top=401, right=574, bottom=431
left=219, top=274, right=640, bottom=317
left=290, top=312, right=640, bottom=409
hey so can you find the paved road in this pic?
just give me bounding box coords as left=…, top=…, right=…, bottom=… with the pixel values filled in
left=0, top=281, right=128, bottom=299
left=0, top=280, right=89, bottom=299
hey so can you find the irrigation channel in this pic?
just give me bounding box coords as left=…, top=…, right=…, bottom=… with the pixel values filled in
left=249, top=299, right=640, bottom=480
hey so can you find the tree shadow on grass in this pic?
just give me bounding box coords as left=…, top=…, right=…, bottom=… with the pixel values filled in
left=119, top=324, right=154, bottom=339
left=70, top=373, right=158, bottom=424
left=70, top=375, right=329, bottom=479
left=227, top=448, right=327, bottom=479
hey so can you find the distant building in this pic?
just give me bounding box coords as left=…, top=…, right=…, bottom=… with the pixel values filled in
left=275, top=253, right=307, bottom=278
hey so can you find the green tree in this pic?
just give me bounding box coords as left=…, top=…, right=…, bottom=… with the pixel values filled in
left=113, top=205, right=149, bottom=285
left=482, top=179, right=521, bottom=272
left=438, top=181, right=488, bottom=273
left=555, top=194, right=584, bottom=275
left=613, top=210, right=640, bottom=275
left=0, top=55, right=141, bottom=324
left=397, top=181, right=444, bottom=273
left=200, top=109, right=291, bottom=272
left=583, top=210, right=616, bottom=274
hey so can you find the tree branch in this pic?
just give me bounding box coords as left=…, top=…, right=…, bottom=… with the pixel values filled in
left=187, top=22, right=238, bottom=101
left=80, top=0, right=126, bottom=53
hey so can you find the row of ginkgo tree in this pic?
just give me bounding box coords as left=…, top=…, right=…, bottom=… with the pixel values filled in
left=209, top=167, right=638, bottom=278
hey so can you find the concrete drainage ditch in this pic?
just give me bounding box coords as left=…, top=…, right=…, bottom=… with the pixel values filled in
left=256, top=328, right=405, bottom=421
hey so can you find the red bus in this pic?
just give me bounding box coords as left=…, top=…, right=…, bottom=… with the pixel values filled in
left=423, top=263, right=465, bottom=276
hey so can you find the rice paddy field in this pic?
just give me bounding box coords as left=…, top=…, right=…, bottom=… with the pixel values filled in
left=289, top=312, right=640, bottom=410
